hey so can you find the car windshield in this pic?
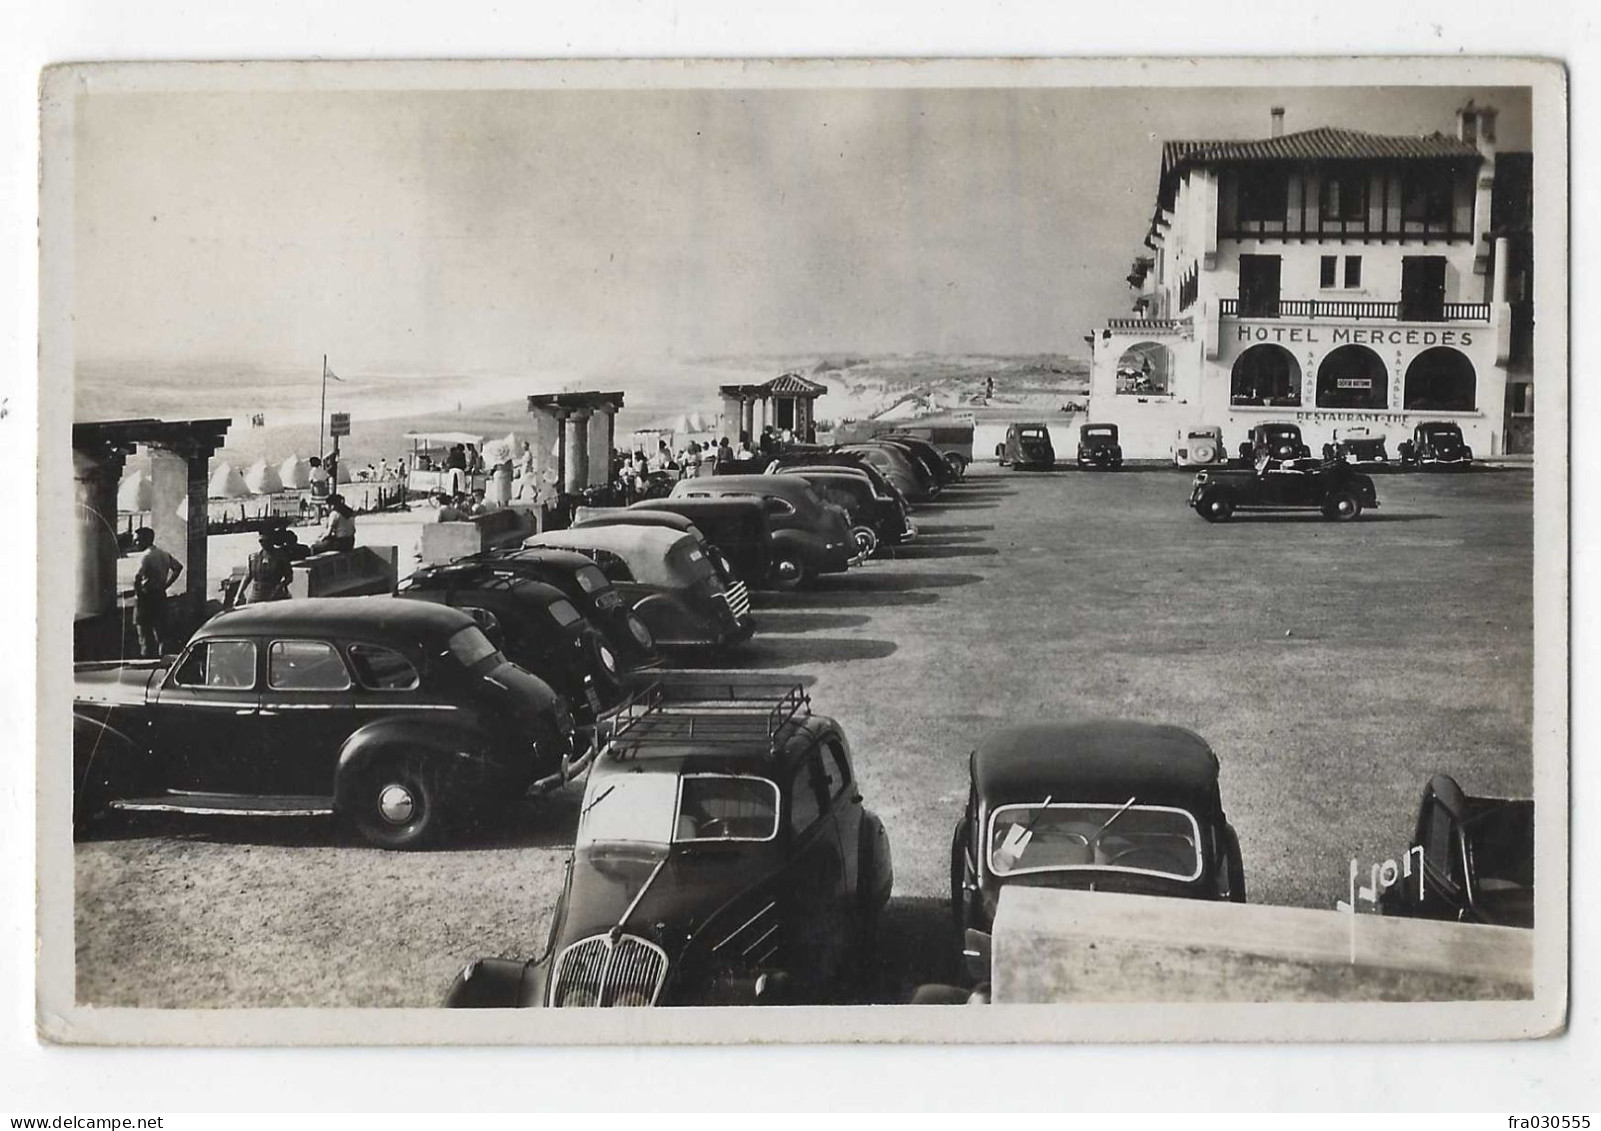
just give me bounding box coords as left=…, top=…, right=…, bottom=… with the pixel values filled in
left=987, top=802, right=1203, bottom=881
left=445, top=625, right=502, bottom=670
left=575, top=772, right=780, bottom=847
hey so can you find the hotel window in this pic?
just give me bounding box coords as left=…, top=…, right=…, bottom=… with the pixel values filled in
left=1320, top=256, right=1338, bottom=288
left=1402, top=167, right=1454, bottom=224
left=1344, top=256, right=1362, bottom=288
left=1237, top=169, right=1288, bottom=223
left=1321, top=172, right=1368, bottom=222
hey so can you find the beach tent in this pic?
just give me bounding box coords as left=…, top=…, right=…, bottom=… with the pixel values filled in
left=480, top=434, right=517, bottom=468
left=334, top=459, right=353, bottom=485
left=116, top=470, right=152, bottom=512
left=208, top=462, right=250, bottom=499
left=244, top=457, right=284, bottom=495
left=279, top=455, right=311, bottom=489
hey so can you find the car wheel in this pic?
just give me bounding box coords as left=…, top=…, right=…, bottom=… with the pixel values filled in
left=1198, top=492, right=1233, bottom=522
left=623, top=611, right=655, bottom=654
left=1323, top=490, right=1362, bottom=521
left=587, top=635, right=625, bottom=697
left=349, top=756, right=444, bottom=850
left=849, top=525, right=879, bottom=560
left=944, top=452, right=968, bottom=480
left=769, top=553, right=807, bottom=591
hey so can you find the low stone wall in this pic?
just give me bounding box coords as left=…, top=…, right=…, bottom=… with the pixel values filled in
left=992, top=886, right=1532, bottom=1003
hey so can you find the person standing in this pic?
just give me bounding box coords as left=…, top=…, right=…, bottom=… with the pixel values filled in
left=312, top=494, right=357, bottom=553
left=308, top=456, right=330, bottom=498
left=131, top=527, right=182, bottom=658
left=241, top=529, right=292, bottom=605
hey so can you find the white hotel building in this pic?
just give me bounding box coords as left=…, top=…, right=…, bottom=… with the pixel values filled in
left=1087, top=103, right=1534, bottom=459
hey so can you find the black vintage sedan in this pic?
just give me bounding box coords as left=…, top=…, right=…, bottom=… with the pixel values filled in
left=1076, top=423, right=1124, bottom=470
left=1189, top=460, right=1380, bottom=521
left=472, top=547, right=661, bottom=672
left=72, top=597, right=576, bottom=849
left=396, top=564, right=626, bottom=729
left=1398, top=421, right=1474, bottom=468
left=949, top=721, right=1245, bottom=978
left=445, top=681, right=894, bottom=1008
left=1240, top=422, right=1313, bottom=465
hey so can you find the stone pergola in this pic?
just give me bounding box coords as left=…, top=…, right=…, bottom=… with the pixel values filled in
left=73, top=417, right=230, bottom=653
left=719, top=373, right=827, bottom=445
left=525, top=391, right=625, bottom=493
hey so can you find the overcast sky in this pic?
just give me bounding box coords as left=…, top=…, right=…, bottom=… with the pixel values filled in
left=73, top=83, right=1531, bottom=374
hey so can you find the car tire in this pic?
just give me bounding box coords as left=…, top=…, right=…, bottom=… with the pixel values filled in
left=1198, top=492, right=1234, bottom=522
left=769, top=553, right=807, bottom=591
left=348, top=755, right=444, bottom=850
left=587, top=635, right=625, bottom=698
left=849, top=525, right=879, bottom=560
left=944, top=453, right=968, bottom=480
left=1323, top=490, right=1362, bottom=521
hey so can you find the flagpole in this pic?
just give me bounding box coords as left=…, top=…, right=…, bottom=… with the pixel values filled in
left=320, top=354, right=328, bottom=461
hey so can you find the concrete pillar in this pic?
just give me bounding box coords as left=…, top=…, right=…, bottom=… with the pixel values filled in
left=566, top=410, right=591, bottom=493
left=721, top=395, right=743, bottom=444
left=531, top=409, right=560, bottom=489
left=587, top=409, right=611, bottom=487
left=147, top=446, right=210, bottom=621
left=553, top=410, right=569, bottom=495
left=1492, top=236, right=1511, bottom=303
left=73, top=447, right=122, bottom=620
left=739, top=398, right=755, bottom=440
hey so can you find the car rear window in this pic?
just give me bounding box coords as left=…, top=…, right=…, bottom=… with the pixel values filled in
left=347, top=643, right=420, bottom=690
left=445, top=626, right=502, bottom=669
left=575, top=566, right=608, bottom=594
left=1019, top=428, right=1047, bottom=440
left=548, top=598, right=583, bottom=628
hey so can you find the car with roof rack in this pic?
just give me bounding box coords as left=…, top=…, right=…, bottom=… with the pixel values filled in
left=72, top=596, right=577, bottom=849
left=444, top=679, right=894, bottom=1008
left=522, top=526, right=755, bottom=647
left=947, top=720, right=1245, bottom=990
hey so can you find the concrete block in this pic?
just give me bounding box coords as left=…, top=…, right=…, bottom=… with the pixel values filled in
left=991, top=886, right=1532, bottom=1004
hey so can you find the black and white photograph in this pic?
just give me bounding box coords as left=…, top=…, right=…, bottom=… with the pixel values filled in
left=32, top=56, right=1567, bottom=1054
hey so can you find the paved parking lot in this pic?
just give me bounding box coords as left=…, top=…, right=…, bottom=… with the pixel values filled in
left=75, top=464, right=1534, bottom=1007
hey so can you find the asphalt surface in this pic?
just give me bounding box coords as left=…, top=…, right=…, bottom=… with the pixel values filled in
left=74, top=463, right=1534, bottom=1007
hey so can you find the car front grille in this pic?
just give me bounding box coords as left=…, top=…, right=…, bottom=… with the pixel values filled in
left=549, top=933, right=669, bottom=1007
left=721, top=579, right=751, bottom=620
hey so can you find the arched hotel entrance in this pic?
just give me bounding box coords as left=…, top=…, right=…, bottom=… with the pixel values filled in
left=1316, top=345, right=1389, bottom=410
left=1404, top=347, right=1477, bottom=411
left=1230, top=344, right=1301, bottom=406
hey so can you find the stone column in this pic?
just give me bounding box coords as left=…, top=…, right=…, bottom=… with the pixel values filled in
left=740, top=397, right=755, bottom=441
left=148, top=445, right=209, bottom=623
left=566, top=409, right=591, bottom=493
left=531, top=409, right=559, bottom=489
left=73, top=446, right=122, bottom=620
left=587, top=409, right=612, bottom=487
left=721, top=395, right=743, bottom=444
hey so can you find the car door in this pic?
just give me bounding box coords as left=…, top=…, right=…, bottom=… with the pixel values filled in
left=255, top=637, right=359, bottom=797
left=148, top=637, right=265, bottom=794
left=782, top=747, right=849, bottom=989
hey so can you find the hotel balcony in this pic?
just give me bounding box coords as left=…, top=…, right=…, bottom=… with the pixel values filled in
left=1219, top=298, right=1492, bottom=322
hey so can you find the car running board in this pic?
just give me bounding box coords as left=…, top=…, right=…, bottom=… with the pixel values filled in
left=110, top=793, right=334, bottom=817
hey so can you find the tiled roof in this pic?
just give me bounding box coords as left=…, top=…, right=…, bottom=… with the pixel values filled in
left=763, top=372, right=828, bottom=396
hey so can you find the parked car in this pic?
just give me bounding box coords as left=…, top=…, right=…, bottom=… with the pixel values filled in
left=769, top=465, right=916, bottom=559
left=1322, top=426, right=1392, bottom=468
left=867, top=435, right=957, bottom=488
left=1239, top=422, right=1312, bottom=465
left=767, top=450, right=912, bottom=511
left=471, top=547, right=661, bottom=672
left=949, top=720, right=1245, bottom=982
left=997, top=423, right=1056, bottom=471
left=625, top=496, right=775, bottom=590
left=878, top=423, right=974, bottom=479
left=522, top=526, right=755, bottom=647
left=571, top=507, right=749, bottom=594
left=1398, top=421, right=1474, bottom=469
left=1171, top=426, right=1226, bottom=468
left=72, top=597, right=576, bottom=849
left=670, top=474, right=854, bottom=589
left=839, top=442, right=938, bottom=503
left=444, top=680, right=895, bottom=1008
left=1076, top=423, right=1124, bottom=470
left=1189, top=460, right=1379, bottom=522
left=1379, top=774, right=1533, bottom=928
left=396, top=564, right=625, bottom=728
